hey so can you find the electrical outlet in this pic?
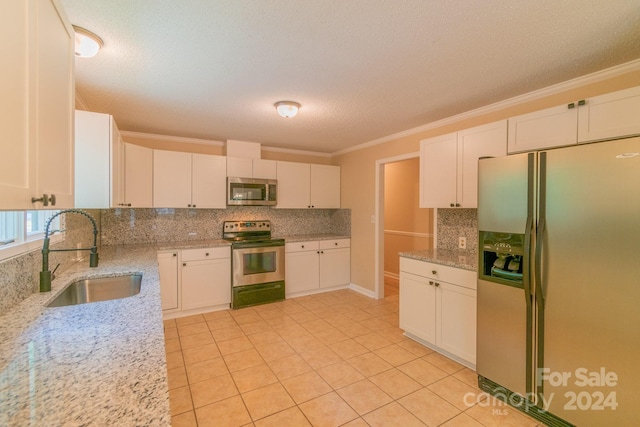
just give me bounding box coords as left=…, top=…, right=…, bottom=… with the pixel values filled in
left=458, top=237, right=467, bottom=249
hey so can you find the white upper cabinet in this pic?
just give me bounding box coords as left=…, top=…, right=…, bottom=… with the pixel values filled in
left=75, top=111, right=124, bottom=208
left=421, top=120, right=507, bottom=209
left=191, top=154, right=227, bottom=208
left=420, top=133, right=458, bottom=209
left=227, top=157, right=276, bottom=179
left=276, top=162, right=340, bottom=209
left=276, top=162, right=311, bottom=208
left=0, top=0, right=74, bottom=210
left=577, top=85, right=640, bottom=143
left=508, top=85, right=640, bottom=153
left=154, top=150, right=226, bottom=208
left=123, top=143, right=153, bottom=207
left=310, top=164, right=341, bottom=208
left=507, top=105, right=578, bottom=153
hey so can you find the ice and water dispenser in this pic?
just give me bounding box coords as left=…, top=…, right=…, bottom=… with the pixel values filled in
left=479, top=231, right=525, bottom=287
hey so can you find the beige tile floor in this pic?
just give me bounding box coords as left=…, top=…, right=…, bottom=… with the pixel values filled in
left=164, top=289, right=542, bottom=427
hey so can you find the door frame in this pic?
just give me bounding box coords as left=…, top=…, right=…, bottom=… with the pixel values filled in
left=374, top=151, right=423, bottom=299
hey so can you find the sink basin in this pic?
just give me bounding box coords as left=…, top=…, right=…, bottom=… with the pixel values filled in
left=47, top=274, right=142, bottom=307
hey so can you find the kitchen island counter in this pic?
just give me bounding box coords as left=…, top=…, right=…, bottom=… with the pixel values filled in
left=0, top=244, right=170, bottom=427
left=400, top=248, right=477, bottom=271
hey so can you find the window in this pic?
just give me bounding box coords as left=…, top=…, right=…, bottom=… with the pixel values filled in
left=0, top=210, right=61, bottom=261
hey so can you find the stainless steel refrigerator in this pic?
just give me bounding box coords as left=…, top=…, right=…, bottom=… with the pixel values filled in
left=476, top=137, right=640, bottom=427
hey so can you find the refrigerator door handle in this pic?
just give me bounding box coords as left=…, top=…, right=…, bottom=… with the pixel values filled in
left=536, top=152, right=547, bottom=304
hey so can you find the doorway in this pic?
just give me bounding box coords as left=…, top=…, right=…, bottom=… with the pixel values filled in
left=374, top=153, right=434, bottom=299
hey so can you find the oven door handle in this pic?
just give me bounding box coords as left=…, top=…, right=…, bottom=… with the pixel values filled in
left=232, top=241, right=284, bottom=249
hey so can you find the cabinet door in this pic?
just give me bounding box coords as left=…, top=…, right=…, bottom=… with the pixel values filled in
left=577, top=86, right=640, bottom=143
left=276, top=161, right=310, bottom=208
left=285, top=250, right=320, bottom=295
left=35, top=0, right=74, bottom=209
left=153, top=150, right=192, bottom=208
left=74, top=111, right=111, bottom=208
left=124, top=144, right=153, bottom=207
left=457, top=120, right=507, bottom=208
left=419, top=133, right=457, bottom=208
left=399, top=271, right=436, bottom=344
left=436, top=281, right=477, bottom=365
left=158, top=252, right=179, bottom=311
left=508, top=104, right=578, bottom=153
left=0, top=1, right=32, bottom=209
left=253, top=159, right=277, bottom=179
left=192, top=154, right=226, bottom=208
left=310, top=165, right=340, bottom=208
left=226, top=157, right=253, bottom=178
left=110, top=121, right=125, bottom=207
left=182, top=258, right=231, bottom=310
left=319, top=247, right=350, bottom=288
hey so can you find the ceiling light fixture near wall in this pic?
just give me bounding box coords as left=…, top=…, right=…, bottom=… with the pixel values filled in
left=72, top=25, right=103, bottom=58
left=274, top=101, right=301, bottom=118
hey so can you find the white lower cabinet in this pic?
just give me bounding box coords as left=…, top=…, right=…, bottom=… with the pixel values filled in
left=157, top=246, right=231, bottom=318
left=157, top=251, right=179, bottom=311
left=285, top=239, right=350, bottom=296
left=399, top=257, right=477, bottom=367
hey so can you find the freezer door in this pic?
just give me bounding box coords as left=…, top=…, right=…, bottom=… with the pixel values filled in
left=477, top=278, right=529, bottom=397
left=478, top=152, right=532, bottom=234
left=539, top=137, right=640, bottom=426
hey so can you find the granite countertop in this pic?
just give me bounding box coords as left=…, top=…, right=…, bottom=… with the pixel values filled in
left=276, top=234, right=350, bottom=243
left=399, top=248, right=478, bottom=271
left=156, top=238, right=230, bottom=251
left=0, top=244, right=170, bottom=427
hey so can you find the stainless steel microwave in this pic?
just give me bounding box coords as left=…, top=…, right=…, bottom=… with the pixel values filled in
left=227, top=177, right=277, bottom=206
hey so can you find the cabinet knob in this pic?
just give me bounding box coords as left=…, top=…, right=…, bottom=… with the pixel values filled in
left=568, top=102, right=576, bottom=109
left=434, top=282, right=440, bottom=287
left=321, top=250, right=324, bottom=254
left=49, top=194, right=56, bottom=206
left=128, top=203, right=132, bottom=207
left=301, top=245, right=305, bottom=248
left=455, top=203, right=460, bottom=207
left=205, top=253, right=209, bottom=256
left=334, top=242, right=338, bottom=246
left=450, top=203, right=455, bottom=207
left=31, top=194, right=50, bottom=206
left=432, top=270, right=437, bottom=275
left=429, top=281, right=434, bottom=286
left=183, top=263, right=186, bottom=267
left=578, top=99, right=586, bottom=106
left=173, top=253, right=177, bottom=257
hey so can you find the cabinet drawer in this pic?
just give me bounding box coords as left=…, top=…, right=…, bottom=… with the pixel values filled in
left=400, top=257, right=476, bottom=290
left=181, top=246, right=230, bottom=262
left=319, top=239, right=350, bottom=250
left=286, top=241, right=319, bottom=253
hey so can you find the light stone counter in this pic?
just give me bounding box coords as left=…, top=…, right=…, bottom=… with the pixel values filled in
left=276, top=234, right=350, bottom=243
left=0, top=244, right=170, bottom=427
left=400, top=248, right=478, bottom=271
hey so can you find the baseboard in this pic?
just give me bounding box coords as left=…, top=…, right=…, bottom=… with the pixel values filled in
left=347, top=282, right=378, bottom=299
left=384, top=271, right=399, bottom=287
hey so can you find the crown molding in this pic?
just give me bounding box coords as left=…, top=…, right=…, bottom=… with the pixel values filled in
left=120, top=131, right=225, bottom=146
left=262, top=145, right=332, bottom=158
left=333, top=58, right=640, bottom=156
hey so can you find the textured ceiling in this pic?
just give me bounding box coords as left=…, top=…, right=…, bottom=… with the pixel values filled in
left=60, top=0, right=640, bottom=154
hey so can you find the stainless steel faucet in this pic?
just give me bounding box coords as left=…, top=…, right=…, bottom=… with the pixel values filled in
left=40, top=209, right=99, bottom=292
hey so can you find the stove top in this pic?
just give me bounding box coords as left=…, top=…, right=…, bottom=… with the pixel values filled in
left=223, top=220, right=275, bottom=242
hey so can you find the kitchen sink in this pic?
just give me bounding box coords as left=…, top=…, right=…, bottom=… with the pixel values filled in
left=47, top=274, right=142, bottom=307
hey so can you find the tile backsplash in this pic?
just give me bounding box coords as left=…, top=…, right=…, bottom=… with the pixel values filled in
left=436, top=208, right=478, bottom=251
left=100, top=207, right=350, bottom=245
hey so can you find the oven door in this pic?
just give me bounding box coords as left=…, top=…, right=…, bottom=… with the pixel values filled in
left=232, top=241, right=285, bottom=287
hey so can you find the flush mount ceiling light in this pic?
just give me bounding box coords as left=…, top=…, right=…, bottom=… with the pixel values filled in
left=72, top=25, right=103, bottom=58
left=274, top=101, right=301, bottom=118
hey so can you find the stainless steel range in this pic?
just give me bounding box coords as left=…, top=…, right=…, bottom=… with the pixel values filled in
left=223, top=220, right=285, bottom=309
